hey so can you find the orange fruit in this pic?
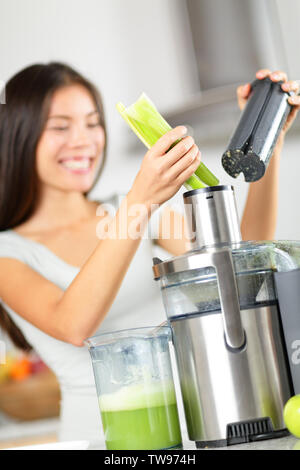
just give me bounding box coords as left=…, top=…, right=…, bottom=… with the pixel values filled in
left=10, top=358, right=32, bottom=381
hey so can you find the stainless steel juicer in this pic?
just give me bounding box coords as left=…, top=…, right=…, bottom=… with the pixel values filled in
left=153, top=185, right=300, bottom=447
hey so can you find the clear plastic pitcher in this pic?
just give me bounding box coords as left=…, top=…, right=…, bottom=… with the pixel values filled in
left=85, top=326, right=182, bottom=450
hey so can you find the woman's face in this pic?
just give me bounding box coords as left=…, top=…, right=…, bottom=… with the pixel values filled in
left=36, top=84, right=105, bottom=194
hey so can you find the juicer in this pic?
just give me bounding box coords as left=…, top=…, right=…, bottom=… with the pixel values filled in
left=153, top=185, right=300, bottom=447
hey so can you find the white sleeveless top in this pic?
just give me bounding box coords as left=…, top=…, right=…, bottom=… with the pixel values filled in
left=0, top=194, right=167, bottom=442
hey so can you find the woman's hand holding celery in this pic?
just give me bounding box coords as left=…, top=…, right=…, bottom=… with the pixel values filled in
left=129, top=125, right=201, bottom=209
left=117, top=93, right=219, bottom=195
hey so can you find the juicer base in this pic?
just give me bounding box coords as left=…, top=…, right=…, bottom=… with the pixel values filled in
left=195, top=418, right=290, bottom=448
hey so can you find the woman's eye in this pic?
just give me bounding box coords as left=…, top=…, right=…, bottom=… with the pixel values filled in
left=87, top=123, right=100, bottom=128
left=51, top=127, right=69, bottom=131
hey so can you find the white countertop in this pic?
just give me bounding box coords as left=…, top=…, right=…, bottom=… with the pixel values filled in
left=185, top=435, right=300, bottom=451
left=2, top=423, right=299, bottom=451
left=88, top=434, right=300, bottom=451
left=5, top=434, right=299, bottom=450
left=1, top=412, right=299, bottom=451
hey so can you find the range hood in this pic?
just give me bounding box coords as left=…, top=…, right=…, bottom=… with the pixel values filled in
left=126, top=0, right=300, bottom=149
left=164, top=83, right=241, bottom=143
left=163, top=0, right=299, bottom=143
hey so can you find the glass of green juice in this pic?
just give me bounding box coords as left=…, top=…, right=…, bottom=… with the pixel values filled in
left=85, top=326, right=182, bottom=450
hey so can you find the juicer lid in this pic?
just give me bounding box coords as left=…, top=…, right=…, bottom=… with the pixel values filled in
left=153, top=245, right=243, bottom=280
left=152, top=241, right=300, bottom=280
left=153, top=247, right=210, bottom=280
left=183, top=185, right=233, bottom=198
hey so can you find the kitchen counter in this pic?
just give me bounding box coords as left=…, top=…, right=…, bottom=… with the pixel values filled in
left=1, top=405, right=298, bottom=450
left=4, top=429, right=299, bottom=450
left=0, top=414, right=59, bottom=449
left=87, top=435, right=299, bottom=450
left=184, top=435, right=300, bottom=451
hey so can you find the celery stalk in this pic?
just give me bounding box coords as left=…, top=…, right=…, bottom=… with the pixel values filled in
left=195, top=163, right=219, bottom=187
left=185, top=174, right=206, bottom=190
left=116, top=93, right=219, bottom=190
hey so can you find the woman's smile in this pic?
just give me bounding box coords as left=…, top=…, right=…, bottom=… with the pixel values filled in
left=58, top=156, right=96, bottom=174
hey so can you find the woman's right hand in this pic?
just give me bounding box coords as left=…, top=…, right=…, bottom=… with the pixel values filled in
left=129, top=126, right=201, bottom=208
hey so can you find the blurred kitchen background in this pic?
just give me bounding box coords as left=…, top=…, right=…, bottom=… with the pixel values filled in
left=0, top=0, right=300, bottom=448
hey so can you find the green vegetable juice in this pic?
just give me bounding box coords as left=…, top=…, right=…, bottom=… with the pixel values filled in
left=99, top=381, right=182, bottom=450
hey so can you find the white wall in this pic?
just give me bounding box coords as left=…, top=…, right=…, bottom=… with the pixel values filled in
left=275, top=0, right=300, bottom=79
left=1, top=0, right=300, bottom=239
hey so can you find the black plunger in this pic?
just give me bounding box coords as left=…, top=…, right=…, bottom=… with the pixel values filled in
left=222, top=77, right=292, bottom=182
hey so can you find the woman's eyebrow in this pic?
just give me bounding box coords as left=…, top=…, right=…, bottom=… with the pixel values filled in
left=48, top=110, right=99, bottom=120
left=87, top=110, right=99, bottom=117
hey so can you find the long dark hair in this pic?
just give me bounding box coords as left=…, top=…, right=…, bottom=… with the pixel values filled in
left=0, top=62, right=107, bottom=350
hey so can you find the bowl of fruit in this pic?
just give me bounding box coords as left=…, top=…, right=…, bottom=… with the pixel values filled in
left=0, top=352, right=60, bottom=421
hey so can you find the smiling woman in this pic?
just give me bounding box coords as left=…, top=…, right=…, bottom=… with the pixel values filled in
left=0, top=63, right=107, bottom=352
left=0, top=63, right=107, bottom=230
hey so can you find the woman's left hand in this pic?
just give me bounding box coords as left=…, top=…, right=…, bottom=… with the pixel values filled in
left=237, top=69, right=300, bottom=138
left=239, top=70, right=300, bottom=242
